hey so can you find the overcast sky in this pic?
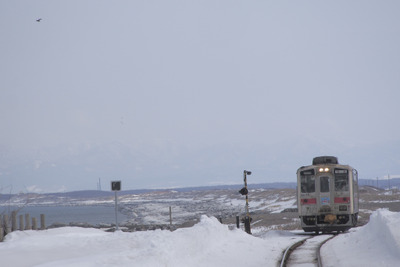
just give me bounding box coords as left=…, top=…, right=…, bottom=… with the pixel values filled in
left=1, top=1, right=400, bottom=193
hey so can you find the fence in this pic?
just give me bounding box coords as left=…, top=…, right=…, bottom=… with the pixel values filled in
left=0, top=211, right=46, bottom=242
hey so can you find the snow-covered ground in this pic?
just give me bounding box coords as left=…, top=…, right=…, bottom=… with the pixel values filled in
left=1, top=209, right=399, bottom=266
left=0, top=188, right=298, bottom=226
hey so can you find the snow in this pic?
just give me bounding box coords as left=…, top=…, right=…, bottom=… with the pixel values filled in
left=1, top=210, right=400, bottom=266
left=322, top=209, right=400, bottom=267
left=0, top=216, right=304, bottom=267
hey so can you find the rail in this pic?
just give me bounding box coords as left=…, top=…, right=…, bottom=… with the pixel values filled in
left=279, top=234, right=337, bottom=267
left=280, top=238, right=310, bottom=267
left=317, top=235, right=336, bottom=267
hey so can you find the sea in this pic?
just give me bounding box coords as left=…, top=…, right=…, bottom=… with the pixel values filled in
left=2, top=205, right=129, bottom=227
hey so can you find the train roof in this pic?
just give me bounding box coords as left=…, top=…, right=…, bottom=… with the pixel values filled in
left=296, top=156, right=355, bottom=173
left=312, top=156, right=338, bottom=165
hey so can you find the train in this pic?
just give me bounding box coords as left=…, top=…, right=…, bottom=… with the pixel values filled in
left=297, top=156, right=359, bottom=234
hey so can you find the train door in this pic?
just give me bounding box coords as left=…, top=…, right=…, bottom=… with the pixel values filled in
left=318, top=175, right=332, bottom=209
left=334, top=168, right=351, bottom=214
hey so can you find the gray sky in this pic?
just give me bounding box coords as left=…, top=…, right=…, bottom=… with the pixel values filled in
left=1, top=1, right=400, bottom=193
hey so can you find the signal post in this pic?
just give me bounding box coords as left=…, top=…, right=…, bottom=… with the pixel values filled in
left=239, top=170, right=252, bottom=234
left=111, top=181, right=121, bottom=231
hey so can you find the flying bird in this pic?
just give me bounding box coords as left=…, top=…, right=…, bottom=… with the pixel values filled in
left=36, top=18, right=42, bottom=22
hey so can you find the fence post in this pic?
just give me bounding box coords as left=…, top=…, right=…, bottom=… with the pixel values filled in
left=244, top=216, right=251, bottom=234
left=4, top=214, right=11, bottom=234
left=25, top=214, right=31, bottom=230
left=169, top=206, right=172, bottom=227
left=40, top=214, right=46, bottom=230
left=19, top=214, right=24, bottom=231
left=11, top=211, right=17, bottom=232
left=32, top=217, right=38, bottom=230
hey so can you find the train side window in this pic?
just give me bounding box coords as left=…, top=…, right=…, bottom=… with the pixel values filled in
left=301, top=176, right=315, bottom=193
left=353, top=169, right=358, bottom=183
left=320, top=176, right=330, bottom=192
left=335, top=175, right=349, bottom=191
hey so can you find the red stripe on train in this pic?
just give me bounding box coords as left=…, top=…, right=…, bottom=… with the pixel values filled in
left=334, top=197, right=350, bottom=203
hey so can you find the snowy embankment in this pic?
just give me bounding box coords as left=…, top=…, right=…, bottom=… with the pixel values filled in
left=1, top=210, right=400, bottom=266
left=322, top=209, right=400, bottom=267
left=0, top=216, right=303, bottom=267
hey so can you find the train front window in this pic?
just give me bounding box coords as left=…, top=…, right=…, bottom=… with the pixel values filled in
left=334, top=169, right=349, bottom=191
left=301, top=176, right=315, bottom=193
left=320, top=176, right=330, bottom=192
left=335, top=175, right=349, bottom=191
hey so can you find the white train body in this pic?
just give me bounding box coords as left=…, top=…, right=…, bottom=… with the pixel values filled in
left=297, top=156, right=359, bottom=233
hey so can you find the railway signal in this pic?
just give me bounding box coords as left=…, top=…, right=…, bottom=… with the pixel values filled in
left=239, top=170, right=252, bottom=234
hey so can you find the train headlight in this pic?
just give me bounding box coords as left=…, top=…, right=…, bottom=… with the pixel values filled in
left=318, top=167, right=330, bottom=172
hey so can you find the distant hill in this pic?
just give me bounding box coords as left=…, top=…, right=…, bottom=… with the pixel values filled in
left=1, top=182, right=298, bottom=199
left=2, top=179, right=398, bottom=200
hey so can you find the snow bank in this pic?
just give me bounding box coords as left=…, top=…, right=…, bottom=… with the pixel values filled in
left=0, top=215, right=303, bottom=267
left=6, top=210, right=400, bottom=267
left=322, top=209, right=400, bottom=267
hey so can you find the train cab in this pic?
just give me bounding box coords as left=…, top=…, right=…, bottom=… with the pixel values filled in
left=297, top=156, right=359, bottom=233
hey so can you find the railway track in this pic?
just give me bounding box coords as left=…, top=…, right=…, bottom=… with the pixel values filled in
left=279, top=234, right=336, bottom=267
